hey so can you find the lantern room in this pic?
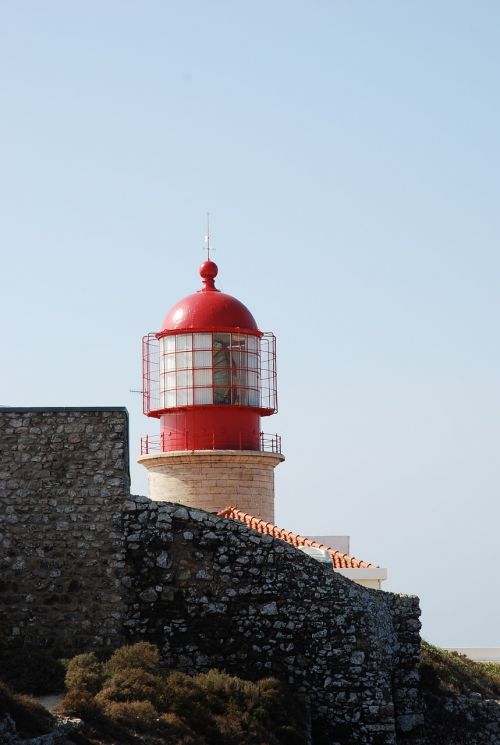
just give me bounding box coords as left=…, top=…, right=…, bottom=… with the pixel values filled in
left=141, top=260, right=280, bottom=454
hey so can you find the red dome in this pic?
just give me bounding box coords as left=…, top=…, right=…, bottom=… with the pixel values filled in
left=160, top=261, right=259, bottom=333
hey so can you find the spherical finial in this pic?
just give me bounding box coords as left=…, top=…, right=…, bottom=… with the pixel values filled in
left=199, top=260, right=218, bottom=291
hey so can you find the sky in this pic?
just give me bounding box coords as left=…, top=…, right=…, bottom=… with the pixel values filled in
left=1, top=1, right=499, bottom=647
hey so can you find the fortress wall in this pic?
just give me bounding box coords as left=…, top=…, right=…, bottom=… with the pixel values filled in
left=0, top=408, right=424, bottom=743
left=0, top=408, right=129, bottom=654
left=123, top=496, right=424, bottom=745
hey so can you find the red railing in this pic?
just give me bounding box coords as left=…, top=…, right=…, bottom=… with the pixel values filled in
left=140, top=431, right=282, bottom=455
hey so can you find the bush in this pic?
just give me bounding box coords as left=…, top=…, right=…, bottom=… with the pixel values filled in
left=0, top=680, right=55, bottom=738
left=95, top=668, right=163, bottom=709
left=420, top=641, right=500, bottom=699
left=54, top=643, right=309, bottom=745
left=159, top=712, right=205, bottom=744
left=161, top=670, right=215, bottom=736
left=101, top=699, right=159, bottom=731
left=65, top=652, right=104, bottom=694
left=103, top=641, right=160, bottom=677
left=0, top=647, right=66, bottom=694
left=59, top=688, right=101, bottom=720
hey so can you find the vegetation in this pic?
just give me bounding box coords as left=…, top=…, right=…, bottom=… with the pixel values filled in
left=57, top=642, right=309, bottom=744
left=420, top=641, right=500, bottom=744
left=420, top=641, right=500, bottom=699
left=0, top=679, right=55, bottom=739
left=0, top=645, right=66, bottom=695
left=1, top=640, right=499, bottom=744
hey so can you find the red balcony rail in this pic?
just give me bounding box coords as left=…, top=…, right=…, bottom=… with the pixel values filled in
left=140, top=431, right=282, bottom=455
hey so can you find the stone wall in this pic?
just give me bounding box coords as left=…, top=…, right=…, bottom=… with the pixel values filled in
left=0, top=408, right=130, bottom=653
left=0, top=408, right=424, bottom=744
left=123, top=495, right=424, bottom=745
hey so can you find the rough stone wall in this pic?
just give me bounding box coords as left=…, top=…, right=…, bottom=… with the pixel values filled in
left=0, top=408, right=129, bottom=653
left=123, top=495, right=424, bottom=745
left=0, top=408, right=425, bottom=744
left=138, top=450, right=283, bottom=522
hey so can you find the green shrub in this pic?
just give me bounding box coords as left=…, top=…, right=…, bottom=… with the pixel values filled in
left=103, top=641, right=160, bottom=677
left=65, top=652, right=104, bottom=694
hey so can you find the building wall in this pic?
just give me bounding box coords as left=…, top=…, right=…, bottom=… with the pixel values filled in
left=0, top=408, right=129, bottom=653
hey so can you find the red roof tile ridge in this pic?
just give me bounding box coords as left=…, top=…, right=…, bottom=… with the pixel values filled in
left=217, top=506, right=377, bottom=569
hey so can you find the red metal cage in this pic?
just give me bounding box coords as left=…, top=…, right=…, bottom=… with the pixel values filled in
left=142, top=331, right=278, bottom=418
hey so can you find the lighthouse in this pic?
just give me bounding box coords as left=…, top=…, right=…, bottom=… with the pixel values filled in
left=138, top=259, right=284, bottom=522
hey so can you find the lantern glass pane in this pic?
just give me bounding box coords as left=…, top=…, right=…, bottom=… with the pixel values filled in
left=176, top=351, right=192, bottom=369
left=164, top=336, right=175, bottom=353
left=165, top=354, right=175, bottom=371
left=177, top=388, right=193, bottom=406
left=194, top=368, right=211, bottom=386
left=176, top=334, right=191, bottom=351
left=194, top=350, right=211, bottom=368
left=248, top=335, right=258, bottom=352
left=176, top=370, right=191, bottom=388
left=194, top=333, right=211, bottom=349
left=247, top=371, right=258, bottom=387
left=165, top=372, right=176, bottom=390
left=166, top=390, right=176, bottom=408
left=194, top=387, right=212, bottom=404
left=248, top=388, right=259, bottom=407
left=247, top=353, right=258, bottom=370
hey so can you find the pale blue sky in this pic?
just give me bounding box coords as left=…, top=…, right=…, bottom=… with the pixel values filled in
left=1, top=1, right=499, bottom=646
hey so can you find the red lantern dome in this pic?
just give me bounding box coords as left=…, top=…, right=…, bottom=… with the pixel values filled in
left=141, top=260, right=279, bottom=454
left=160, top=261, right=259, bottom=333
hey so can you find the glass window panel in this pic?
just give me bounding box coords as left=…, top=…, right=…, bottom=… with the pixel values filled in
left=166, top=390, right=176, bottom=408
left=176, top=351, right=192, bottom=369
left=247, top=371, right=258, bottom=387
left=176, top=334, right=192, bottom=351
left=194, top=350, right=212, bottom=368
left=177, top=388, right=193, bottom=406
left=248, top=389, right=259, bottom=407
left=214, top=387, right=232, bottom=404
left=213, top=333, right=230, bottom=366
left=176, top=369, right=191, bottom=387
left=159, top=354, right=165, bottom=375
left=247, top=353, right=258, bottom=370
left=194, top=387, right=212, bottom=404
left=165, top=372, right=176, bottom=390
left=247, top=335, right=258, bottom=352
left=165, top=353, right=175, bottom=371
left=164, top=336, right=175, bottom=353
left=194, top=333, right=211, bottom=349
left=239, top=389, right=248, bottom=406
left=194, top=368, right=212, bottom=386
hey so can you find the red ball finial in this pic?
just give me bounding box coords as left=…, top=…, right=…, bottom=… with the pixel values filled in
left=199, top=260, right=218, bottom=291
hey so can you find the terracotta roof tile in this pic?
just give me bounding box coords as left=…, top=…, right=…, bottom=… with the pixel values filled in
left=217, top=506, right=377, bottom=569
